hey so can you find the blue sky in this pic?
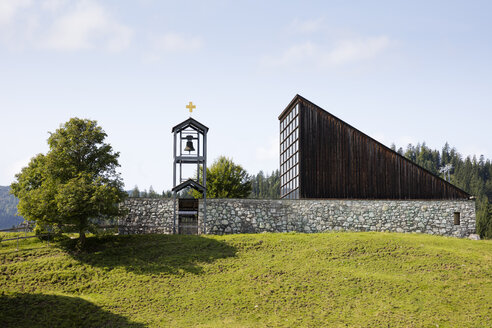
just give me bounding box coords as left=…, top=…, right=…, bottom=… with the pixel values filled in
left=1, top=0, right=491, bottom=193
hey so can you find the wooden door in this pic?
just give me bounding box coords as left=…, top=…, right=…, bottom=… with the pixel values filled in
left=178, top=199, right=199, bottom=234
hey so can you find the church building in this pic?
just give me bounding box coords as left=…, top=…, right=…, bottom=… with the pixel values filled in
left=279, top=95, right=471, bottom=201
left=119, top=96, right=476, bottom=238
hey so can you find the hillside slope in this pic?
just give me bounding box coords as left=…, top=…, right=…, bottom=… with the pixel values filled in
left=0, top=186, right=23, bottom=229
left=0, top=232, right=491, bottom=327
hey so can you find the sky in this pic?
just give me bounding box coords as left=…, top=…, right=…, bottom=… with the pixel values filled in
left=1, top=0, right=491, bottom=193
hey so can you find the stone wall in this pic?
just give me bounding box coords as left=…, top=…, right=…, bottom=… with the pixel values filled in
left=119, top=198, right=476, bottom=238
left=118, top=198, right=174, bottom=234
left=201, top=199, right=475, bottom=237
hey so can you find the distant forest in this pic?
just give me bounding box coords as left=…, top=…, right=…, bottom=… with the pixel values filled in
left=390, top=142, right=492, bottom=238
left=0, top=186, right=23, bottom=229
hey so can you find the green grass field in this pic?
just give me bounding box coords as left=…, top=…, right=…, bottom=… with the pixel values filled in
left=0, top=232, right=491, bottom=327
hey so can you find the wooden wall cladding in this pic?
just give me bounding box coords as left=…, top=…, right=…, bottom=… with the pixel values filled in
left=292, top=97, right=469, bottom=200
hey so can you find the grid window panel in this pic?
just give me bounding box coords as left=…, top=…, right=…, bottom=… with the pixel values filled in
left=280, top=106, right=300, bottom=199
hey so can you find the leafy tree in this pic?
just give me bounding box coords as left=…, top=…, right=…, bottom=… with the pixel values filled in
left=193, top=156, right=251, bottom=198
left=10, top=118, right=126, bottom=247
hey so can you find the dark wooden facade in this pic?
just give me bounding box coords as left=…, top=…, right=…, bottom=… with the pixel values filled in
left=279, top=95, right=470, bottom=200
left=178, top=199, right=198, bottom=235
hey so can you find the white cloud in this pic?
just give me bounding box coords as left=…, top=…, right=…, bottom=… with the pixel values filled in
left=262, top=36, right=391, bottom=69
left=0, top=0, right=31, bottom=25
left=152, top=32, right=203, bottom=53
left=290, top=17, right=324, bottom=33
left=42, top=1, right=133, bottom=52
left=0, top=0, right=133, bottom=52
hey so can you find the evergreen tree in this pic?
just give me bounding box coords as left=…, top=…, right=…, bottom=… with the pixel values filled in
left=397, top=141, right=492, bottom=238
left=131, top=185, right=140, bottom=198
left=249, top=169, right=280, bottom=199
left=148, top=186, right=158, bottom=198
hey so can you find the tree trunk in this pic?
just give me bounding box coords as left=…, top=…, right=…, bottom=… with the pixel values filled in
left=78, top=217, right=87, bottom=249
left=79, top=229, right=86, bottom=248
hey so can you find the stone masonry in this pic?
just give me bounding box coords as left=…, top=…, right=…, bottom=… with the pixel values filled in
left=119, top=198, right=476, bottom=238
left=118, top=198, right=175, bottom=234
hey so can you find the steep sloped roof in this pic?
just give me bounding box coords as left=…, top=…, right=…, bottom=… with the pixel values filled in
left=282, top=94, right=470, bottom=199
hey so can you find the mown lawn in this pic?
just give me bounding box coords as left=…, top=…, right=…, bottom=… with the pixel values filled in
left=0, top=232, right=491, bottom=327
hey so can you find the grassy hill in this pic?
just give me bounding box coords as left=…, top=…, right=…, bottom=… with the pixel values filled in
left=1, top=232, right=491, bottom=327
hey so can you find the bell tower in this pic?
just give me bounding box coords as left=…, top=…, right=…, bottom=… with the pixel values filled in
left=171, top=102, right=208, bottom=234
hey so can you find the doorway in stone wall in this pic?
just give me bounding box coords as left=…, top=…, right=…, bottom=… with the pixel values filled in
left=178, top=199, right=198, bottom=235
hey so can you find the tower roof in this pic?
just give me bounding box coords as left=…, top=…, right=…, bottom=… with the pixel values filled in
left=172, top=117, right=209, bottom=134
left=172, top=178, right=206, bottom=193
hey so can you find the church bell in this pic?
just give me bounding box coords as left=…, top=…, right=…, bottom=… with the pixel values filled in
left=184, top=135, right=195, bottom=153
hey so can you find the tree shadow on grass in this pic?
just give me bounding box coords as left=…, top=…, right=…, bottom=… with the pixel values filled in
left=0, top=293, right=145, bottom=328
left=58, top=234, right=237, bottom=275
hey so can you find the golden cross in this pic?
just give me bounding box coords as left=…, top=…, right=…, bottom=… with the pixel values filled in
left=186, top=101, right=196, bottom=113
